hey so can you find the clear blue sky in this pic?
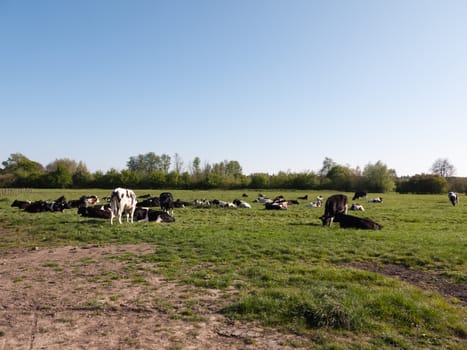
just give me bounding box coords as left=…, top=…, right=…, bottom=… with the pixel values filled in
left=1, top=0, right=467, bottom=176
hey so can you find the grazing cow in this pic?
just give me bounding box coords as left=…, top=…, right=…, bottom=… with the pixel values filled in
left=109, top=188, right=137, bottom=225
left=448, top=192, right=458, bottom=206
left=333, top=213, right=382, bottom=230
left=368, top=197, right=383, bottom=203
left=11, top=200, right=31, bottom=210
left=320, top=194, right=348, bottom=227
left=133, top=207, right=175, bottom=223
left=78, top=206, right=111, bottom=219
left=160, top=192, right=174, bottom=216
left=352, top=191, right=367, bottom=201
left=350, top=203, right=365, bottom=211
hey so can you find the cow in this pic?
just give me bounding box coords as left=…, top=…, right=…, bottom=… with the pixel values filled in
left=68, top=195, right=100, bottom=208
left=78, top=205, right=111, bottom=219
left=24, top=200, right=49, bottom=213
left=368, top=197, right=383, bottom=203
left=49, top=195, right=71, bottom=212
left=11, top=200, right=31, bottom=210
left=160, top=192, right=174, bottom=216
left=109, top=188, right=137, bottom=225
left=133, top=207, right=175, bottom=223
left=448, top=192, right=458, bottom=206
left=136, top=196, right=160, bottom=207
left=333, top=213, right=382, bottom=230
left=233, top=199, right=252, bottom=208
left=298, top=194, right=308, bottom=200
left=352, top=191, right=367, bottom=201
left=320, top=194, right=348, bottom=227
left=350, top=203, right=365, bottom=211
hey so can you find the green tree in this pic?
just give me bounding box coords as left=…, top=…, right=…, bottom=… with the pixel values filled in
left=362, top=161, right=396, bottom=193
left=46, top=163, right=73, bottom=188
left=326, top=165, right=353, bottom=191
left=249, top=173, right=269, bottom=189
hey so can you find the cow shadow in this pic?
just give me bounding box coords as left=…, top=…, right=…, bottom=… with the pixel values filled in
left=289, top=222, right=322, bottom=227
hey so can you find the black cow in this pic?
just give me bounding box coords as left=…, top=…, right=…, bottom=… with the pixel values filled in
left=333, top=213, right=382, bottom=230
left=24, top=200, right=49, bottom=213
left=160, top=192, right=174, bottom=216
left=320, top=194, right=348, bottom=227
left=78, top=206, right=111, bottom=219
left=136, top=196, right=160, bottom=207
left=11, top=200, right=31, bottom=210
left=352, top=191, right=367, bottom=201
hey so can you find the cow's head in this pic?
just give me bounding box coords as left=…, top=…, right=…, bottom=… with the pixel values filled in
left=320, top=214, right=334, bottom=227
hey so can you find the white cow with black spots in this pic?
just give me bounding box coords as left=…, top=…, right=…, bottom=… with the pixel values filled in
left=110, top=187, right=137, bottom=225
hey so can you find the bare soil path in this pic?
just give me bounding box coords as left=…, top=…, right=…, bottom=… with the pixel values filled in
left=0, top=244, right=307, bottom=350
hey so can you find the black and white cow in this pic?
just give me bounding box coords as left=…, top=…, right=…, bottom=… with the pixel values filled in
left=233, top=199, right=252, bottom=208
left=352, top=191, right=367, bottom=201
left=350, top=203, right=365, bottom=211
left=109, top=188, right=137, bottom=225
left=160, top=192, right=174, bottom=216
left=133, top=207, right=175, bottom=223
left=448, top=192, right=459, bottom=206
left=320, top=194, right=348, bottom=227
left=333, top=213, right=382, bottom=230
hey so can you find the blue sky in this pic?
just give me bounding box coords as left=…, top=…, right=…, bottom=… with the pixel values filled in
left=1, top=0, right=467, bottom=177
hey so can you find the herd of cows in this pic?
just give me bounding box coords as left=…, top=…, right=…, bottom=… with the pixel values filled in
left=10, top=188, right=461, bottom=230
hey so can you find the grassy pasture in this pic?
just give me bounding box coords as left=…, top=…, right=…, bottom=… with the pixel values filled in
left=0, top=189, right=466, bottom=349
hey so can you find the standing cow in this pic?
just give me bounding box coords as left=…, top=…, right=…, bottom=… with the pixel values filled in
left=110, top=187, right=137, bottom=225
left=448, top=192, right=459, bottom=206
left=320, top=194, right=348, bottom=227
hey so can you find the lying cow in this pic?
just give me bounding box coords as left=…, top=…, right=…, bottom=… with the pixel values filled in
left=133, top=207, right=175, bottom=223
left=78, top=206, right=111, bottom=219
left=233, top=199, right=252, bottom=208
left=368, top=197, right=383, bottom=203
left=350, top=203, right=365, bottom=211
left=333, top=213, right=382, bottom=230
left=320, top=194, right=348, bottom=227
left=448, top=192, right=458, bottom=206
left=68, top=195, right=100, bottom=208
left=11, top=200, right=31, bottom=210
left=110, top=187, right=137, bottom=225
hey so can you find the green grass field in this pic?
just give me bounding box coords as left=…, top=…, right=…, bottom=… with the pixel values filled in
left=0, top=189, right=466, bottom=349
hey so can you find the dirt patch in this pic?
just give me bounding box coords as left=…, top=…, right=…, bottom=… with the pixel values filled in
left=346, top=261, right=467, bottom=304
left=0, top=244, right=307, bottom=350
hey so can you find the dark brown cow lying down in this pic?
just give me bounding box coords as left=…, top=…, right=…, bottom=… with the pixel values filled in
left=333, top=213, right=382, bottom=230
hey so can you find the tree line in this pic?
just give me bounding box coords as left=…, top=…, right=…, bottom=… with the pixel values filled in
left=0, top=153, right=465, bottom=194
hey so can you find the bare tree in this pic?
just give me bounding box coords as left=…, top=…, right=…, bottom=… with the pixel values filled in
left=431, top=158, right=455, bottom=177
left=431, top=158, right=456, bottom=177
